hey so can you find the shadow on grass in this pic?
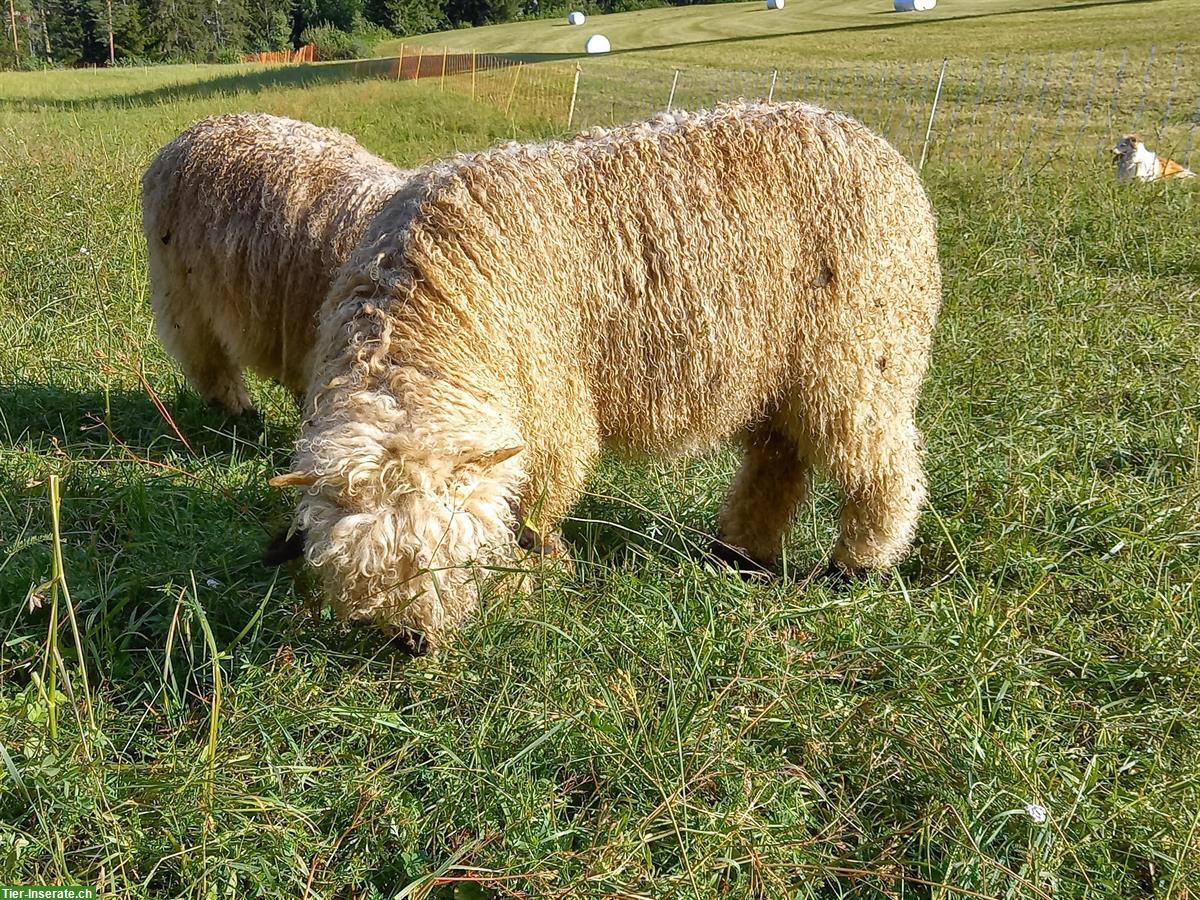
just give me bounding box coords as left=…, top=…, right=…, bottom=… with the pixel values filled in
left=564, top=488, right=697, bottom=572
left=0, top=382, right=325, bottom=681
left=0, top=57, right=403, bottom=111
left=0, top=383, right=837, bottom=683
left=0, top=381, right=297, bottom=462
left=561, top=466, right=840, bottom=585
left=0, top=384, right=700, bottom=576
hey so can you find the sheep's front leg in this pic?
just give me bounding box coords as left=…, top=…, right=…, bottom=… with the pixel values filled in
left=511, top=398, right=601, bottom=563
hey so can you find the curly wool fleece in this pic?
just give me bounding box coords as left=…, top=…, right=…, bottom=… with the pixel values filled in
left=285, top=101, right=942, bottom=646
left=142, top=113, right=413, bottom=413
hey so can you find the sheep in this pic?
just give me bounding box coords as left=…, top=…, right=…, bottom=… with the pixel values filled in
left=272, top=102, right=943, bottom=646
left=141, top=113, right=413, bottom=415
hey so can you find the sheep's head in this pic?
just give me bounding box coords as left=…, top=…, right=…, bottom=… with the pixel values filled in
left=271, top=382, right=525, bottom=647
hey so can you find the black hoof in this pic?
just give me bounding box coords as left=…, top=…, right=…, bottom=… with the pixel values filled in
left=822, top=560, right=854, bottom=587
left=709, top=538, right=773, bottom=580
left=262, top=527, right=307, bottom=566
left=396, top=628, right=428, bottom=655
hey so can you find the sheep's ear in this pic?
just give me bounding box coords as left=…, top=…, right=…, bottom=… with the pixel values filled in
left=269, top=471, right=319, bottom=488
left=459, top=444, right=524, bottom=470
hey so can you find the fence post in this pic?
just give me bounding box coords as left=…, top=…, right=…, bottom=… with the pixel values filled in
left=415, top=46, right=424, bottom=81
left=567, top=65, right=582, bottom=130
left=919, top=59, right=949, bottom=171
left=441, top=47, right=448, bottom=91
left=666, top=68, right=680, bottom=112
left=779, top=70, right=793, bottom=103
left=397, top=43, right=405, bottom=80
left=505, top=62, right=523, bottom=116
left=768, top=69, right=778, bottom=103
left=471, top=50, right=477, bottom=101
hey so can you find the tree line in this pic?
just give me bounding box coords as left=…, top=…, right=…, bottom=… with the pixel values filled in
left=2, top=0, right=721, bottom=67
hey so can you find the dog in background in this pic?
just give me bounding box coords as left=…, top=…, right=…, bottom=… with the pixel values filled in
left=1112, top=133, right=1196, bottom=182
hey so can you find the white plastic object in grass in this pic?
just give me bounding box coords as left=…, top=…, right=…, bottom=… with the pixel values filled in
left=584, top=34, right=611, bottom=54
left=767, top=0, right=784, bottom=9
left=568, top=10, right=585, bottom=25
left=894, top=0, right=936, bottom=10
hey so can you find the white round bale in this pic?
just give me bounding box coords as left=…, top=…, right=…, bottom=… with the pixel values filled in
left=766, top=0, right=784, bottom=9
left=895, top=0, right=935, bottom=9
left=567, top=10, right=585, bottom=25
left=584, top=33, right=611, bottom=54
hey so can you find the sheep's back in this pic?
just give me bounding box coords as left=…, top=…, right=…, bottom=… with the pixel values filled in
left=366, top=103, right=941, bottom=452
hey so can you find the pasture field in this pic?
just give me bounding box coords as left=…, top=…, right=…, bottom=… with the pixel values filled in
left=387, top=0, right=1199, bottom=69
left=2, top=11, right=1200, bottom=899
left=384, top=0, right=1200, bottom=171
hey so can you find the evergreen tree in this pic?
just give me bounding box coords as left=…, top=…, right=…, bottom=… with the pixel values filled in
left=442, top=0, right=518, bottom=27
left=41, top=0, right=87, bottom=63
left=291, top=0, right=361, bottom=35
left=364, top=0, right=442, bottom=36
left=243, top=0, right=290, bottom=51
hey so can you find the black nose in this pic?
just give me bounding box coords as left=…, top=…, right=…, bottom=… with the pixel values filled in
left=262, top=528, right=307, bottom=566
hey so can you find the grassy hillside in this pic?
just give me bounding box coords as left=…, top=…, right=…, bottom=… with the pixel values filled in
left=385, top=0, right=1200, bottom=66
left=378, top=0, right=1200, bottom=154
left=2, top=27, right=1199, bottom=900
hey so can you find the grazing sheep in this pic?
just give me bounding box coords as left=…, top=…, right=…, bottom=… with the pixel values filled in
left=274, top=102, right=942, bottom=646
left=141, top=113, right=413, bottom=414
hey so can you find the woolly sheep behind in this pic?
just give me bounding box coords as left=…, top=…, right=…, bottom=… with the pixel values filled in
left=278, top=102, right=943, bottom=646
left=141, top=113, right=413, bottom=414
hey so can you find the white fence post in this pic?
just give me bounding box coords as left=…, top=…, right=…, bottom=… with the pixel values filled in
left=666, top=68, right=680, bottom=112
left=567, top=65, right=582, bottom=130
left=920, top=59, right=949, bottom=171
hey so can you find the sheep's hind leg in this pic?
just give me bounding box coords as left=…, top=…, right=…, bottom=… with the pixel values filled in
left=157, top=307, right=253, bottom=416
left=826, top=416, right=925, bottom=576
left=715, top=424, right=813, bottom=573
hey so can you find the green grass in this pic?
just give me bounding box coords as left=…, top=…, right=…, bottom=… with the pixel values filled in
left=2, top=36, right=1200, bottom=900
